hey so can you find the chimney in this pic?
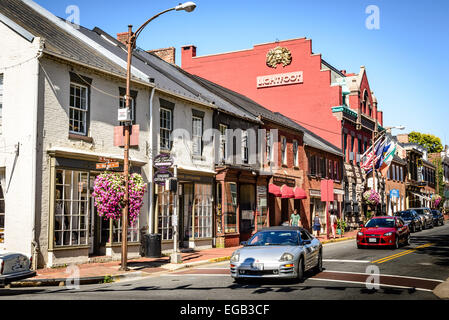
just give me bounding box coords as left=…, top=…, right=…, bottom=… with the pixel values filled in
left=117, top=32, right=129, bottom=45
left=396, top=134, right=409, bottom=144
left=181, top=45, right=197, bottom=68
left=147, top=47, right=176, bottom=64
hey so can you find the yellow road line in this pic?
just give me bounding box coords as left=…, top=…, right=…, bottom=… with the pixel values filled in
left=371, top=243, right=434, bottom=264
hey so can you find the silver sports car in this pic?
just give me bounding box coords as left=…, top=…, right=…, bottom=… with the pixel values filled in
left=230, top=226, right=323, bottom=282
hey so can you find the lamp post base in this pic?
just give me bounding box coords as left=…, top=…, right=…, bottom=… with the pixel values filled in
left=170, top=253, right=183, bottom=264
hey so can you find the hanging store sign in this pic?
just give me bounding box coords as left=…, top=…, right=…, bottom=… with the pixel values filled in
left=153, top=154, right=174, bottom=170
left=154, top=170, right=173, bottom=186
left=257, top=71, right=303, bottom=89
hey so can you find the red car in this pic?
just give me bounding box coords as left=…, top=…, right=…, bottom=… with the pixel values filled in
left=357, top=216, right=410, bottom=249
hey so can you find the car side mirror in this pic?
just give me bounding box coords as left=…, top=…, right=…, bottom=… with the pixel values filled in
left=359, top=223, right=365, bottom=228
left=302, top=240, right=312, bottom=245
left=240, top=241, right=247, bottom=246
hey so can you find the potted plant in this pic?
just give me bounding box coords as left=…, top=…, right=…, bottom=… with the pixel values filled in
left=337, top=219, right=347, bottom=236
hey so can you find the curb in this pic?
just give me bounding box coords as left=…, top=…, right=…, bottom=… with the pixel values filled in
left=9, top=236, right=356, bottom=288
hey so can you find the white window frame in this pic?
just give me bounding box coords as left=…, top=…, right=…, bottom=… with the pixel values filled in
left=192, top=116, right=203, bottom=156
left=242, top=130, right=248, bottom=163
left=69, top=83, right=89, bottom=135
left=0, top=74, right=3, bottom=135
left=266, top=130, right=272, bottom=163
left=219, top=124, right=227, bottom=162
left=293, top=140, right=299, bottom=167
left=54, top=169, right=90, bottom=247
left=281, top=136, right=287, bottom=166
left=160, top=107, right=172, bottom=151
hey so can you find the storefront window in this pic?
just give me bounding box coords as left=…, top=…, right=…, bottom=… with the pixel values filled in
left=192, top=184, right=213, bottom=238
left=224, top=182, right=237, bottom=233
left=216, top=183, right=223, bottom=235
left=158, top=189, right=174, bottom=241
left=54, top=170, right=89, bottom=247
left=240, top=184, right=255, bottom=235
left=256, top=186, right=268, bottom=231
left=0, top=173, right=4, bottom=244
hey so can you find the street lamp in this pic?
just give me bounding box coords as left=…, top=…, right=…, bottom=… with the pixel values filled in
left=120, top=2, right=196, bottom=272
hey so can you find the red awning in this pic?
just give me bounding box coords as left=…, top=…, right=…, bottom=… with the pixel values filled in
left=294, top=187, right=307, bottom=200
left=268, top=184, right=282, bottom=197
left=281, top=185, right=295, bottom=199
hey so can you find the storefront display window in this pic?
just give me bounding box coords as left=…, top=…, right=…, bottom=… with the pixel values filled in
left=256, top=186, right=268, bottom=231
left=158, top=189, right=174, bottom=241
left=0, top=172, right=4, bottom=244
left=55, top=169, right=89, bottom=247
left=192, top=184, right=213, bottom=238
left=224, top=182, right=237, bottom=233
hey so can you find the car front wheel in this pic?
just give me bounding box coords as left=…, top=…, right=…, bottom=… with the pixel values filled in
left=296, top=257, right=305, bottom=283
left=314, top=251, right=323, bottom=274
left=394, top=236, right=399, bottom=249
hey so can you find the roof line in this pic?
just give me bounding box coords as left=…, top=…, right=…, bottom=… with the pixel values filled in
left=0, top=11, right=35, bottom=42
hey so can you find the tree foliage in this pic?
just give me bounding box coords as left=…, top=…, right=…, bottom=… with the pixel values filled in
left=409, top=131, right=443, bottom=153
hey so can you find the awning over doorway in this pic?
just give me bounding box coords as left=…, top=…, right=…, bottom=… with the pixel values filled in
left=294, top=187, right=307, bottom=200
left=281, top=185, right=295, bottom=199
left=269, top=184, right=282, bottom=197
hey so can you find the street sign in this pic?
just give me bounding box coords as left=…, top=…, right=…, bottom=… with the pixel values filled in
left=154, top=171, right=173, bottom=185
left=154, top=154, right=174, bottom=169
left=96, top=162, right=120, bottom=170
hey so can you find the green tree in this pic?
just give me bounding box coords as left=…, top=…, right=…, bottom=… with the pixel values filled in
left=409, top=132, right=444, bottom=153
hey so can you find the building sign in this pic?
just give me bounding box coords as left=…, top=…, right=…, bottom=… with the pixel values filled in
left=154, top=171, right=173, bottom=186
left=257, top=71, right=303, bottom=89
left=272, top=176, right=296, bottom=187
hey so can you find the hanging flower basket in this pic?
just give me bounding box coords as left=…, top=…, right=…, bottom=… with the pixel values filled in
left=363, top=189, right=381, bottom=206
left=92, top=172, right=147, bottom=226
left=431, top=194, right=442, bottom=208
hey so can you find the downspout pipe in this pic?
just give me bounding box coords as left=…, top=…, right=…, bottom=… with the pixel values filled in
left=148, top=87, right=156, bottom=235
left=31, top=39, right=44, bottom=270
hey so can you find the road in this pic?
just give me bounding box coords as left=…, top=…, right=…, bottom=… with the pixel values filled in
left=1, top=222, right=448, bottom=301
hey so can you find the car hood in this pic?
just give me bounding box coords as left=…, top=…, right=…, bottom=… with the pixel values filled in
left=237, top=246, right=299, bottom=261
left=362, top=227, right=395, bottom=235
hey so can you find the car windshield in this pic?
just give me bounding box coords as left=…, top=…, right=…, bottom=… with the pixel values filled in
left=365, top=218, right=396, bottom=228
left=396, top=212, right=412, bottom=218
left=414, top=209, right=425, bottom=215
left=246, top=231, right=300, bottom=246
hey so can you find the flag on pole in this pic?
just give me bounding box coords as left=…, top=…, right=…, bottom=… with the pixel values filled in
left=380, top=142, right=398, bottom=177
left=361, top=135, right=386, bottom=173
left=375, top=137, right=392, bottom=170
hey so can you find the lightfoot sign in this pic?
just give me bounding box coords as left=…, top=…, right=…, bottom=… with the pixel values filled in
left=257, top=71, right=303, bottom=88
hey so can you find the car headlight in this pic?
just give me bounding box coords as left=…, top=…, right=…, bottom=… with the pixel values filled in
left=279, top=253, right=294, bottom=262
left=384, top=232, right=393, bottom=236
left=357, top=232, right=364, bottom=236
left=230, top=252, right=240, bottom=263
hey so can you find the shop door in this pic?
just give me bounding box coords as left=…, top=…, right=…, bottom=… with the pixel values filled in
left=89, top=174, right=102, bottom=256
left=239, top=184, right=255, bottom=241
left=281, top=198, right=289, bottom=224
left=181, top=184, right=194, bottom=248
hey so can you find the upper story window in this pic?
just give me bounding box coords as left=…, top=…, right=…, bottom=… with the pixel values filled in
left=192, top=116, right=203, bottom=156
left=266, top=130, right=273, bottom=163
left=0, top=74, right=3, bottom=135
left=219, top=124, right=227, bottom=162
left=281, top=136, right=287, bottom=166
left=160, top=108, right=172, bottom=151
left=242, top=130, right=249, bottom=164
left=293, top=140, right=299, bottom=167
left=69, top=83, right=89, bottom=135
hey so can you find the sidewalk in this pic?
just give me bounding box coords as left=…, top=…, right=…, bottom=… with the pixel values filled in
left=9, top=231, right=357, bottom=288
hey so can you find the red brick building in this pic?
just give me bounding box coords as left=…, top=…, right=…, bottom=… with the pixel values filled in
left=182, top=38, right=383, bottom=226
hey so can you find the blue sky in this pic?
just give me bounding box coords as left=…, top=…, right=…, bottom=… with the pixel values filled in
left=35, top=0, right=449, bottom=146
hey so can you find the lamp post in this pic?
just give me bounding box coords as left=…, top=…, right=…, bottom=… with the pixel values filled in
left=120, top=1, right=196, bottom=272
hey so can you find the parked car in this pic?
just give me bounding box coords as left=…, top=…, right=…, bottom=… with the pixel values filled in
left=411, top=208, right=434, bottom=229
left=357, top=216, right=410, bottom=249
left=0, top=251, right=36, bottom=287
left=230, top=226, right=322, bottom=283
left=431, top=210, right=445, bottom=226
left=394, top=210, right=422, bottom=233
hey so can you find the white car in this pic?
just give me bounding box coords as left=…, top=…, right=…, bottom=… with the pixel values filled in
left=0, top=251, right=36, bottom=287
left=230, top=226, right=323, bottom=283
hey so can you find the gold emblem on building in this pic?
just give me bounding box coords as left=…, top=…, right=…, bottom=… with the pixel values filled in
left=266, top=46, right=292, bottom=68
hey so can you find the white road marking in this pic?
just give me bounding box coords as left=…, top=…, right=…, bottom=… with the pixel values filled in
left=307, top=278, right=434, bottom=293
left=324, top=259, right=371, bottom=264
left=320, top=270, right=444, bottom=283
